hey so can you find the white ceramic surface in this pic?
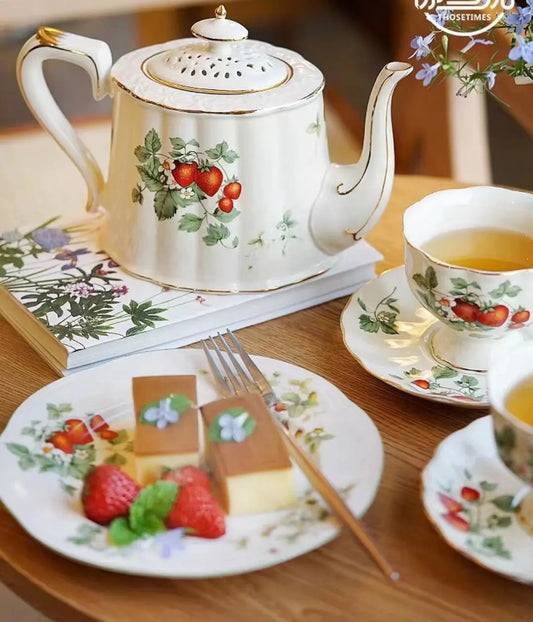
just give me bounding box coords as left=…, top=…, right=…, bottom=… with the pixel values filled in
left=16, top=9, right=412, bottom=291
left=342, top=267, right=492, bottom=407
left=422, top=416, right=533, bottom=584
left=404, top=186, right=533, bottom=371
left=0, top=348, right=384, bottom=578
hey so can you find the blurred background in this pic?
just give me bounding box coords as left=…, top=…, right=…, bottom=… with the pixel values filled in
left=0, top=0, right=531, bottom=190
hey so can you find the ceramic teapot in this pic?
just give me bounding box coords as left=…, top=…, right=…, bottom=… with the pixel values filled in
left=17, top=5, right=412, bottom=292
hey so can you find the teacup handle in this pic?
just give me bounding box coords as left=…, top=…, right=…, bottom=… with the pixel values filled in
left=17, top=27, right=112, bottom=213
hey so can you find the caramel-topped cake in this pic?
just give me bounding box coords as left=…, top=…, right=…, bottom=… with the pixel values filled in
left=201, top=393, right=296, bottom=515
left=133, top=375, right=199, bottom=484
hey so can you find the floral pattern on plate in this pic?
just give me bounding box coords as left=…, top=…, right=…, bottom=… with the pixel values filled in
left=341, top=266, right=492, bottom=407
left=422, top=416, right=533, bottom=584
left=0, top=349, right=383, bottom=578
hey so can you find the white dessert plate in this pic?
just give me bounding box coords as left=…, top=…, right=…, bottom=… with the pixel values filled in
left=0, top=348, right=383, bottom=578
left=422, top=416, right=533, bottom=584
left=341, top=267, right=491, bottom=407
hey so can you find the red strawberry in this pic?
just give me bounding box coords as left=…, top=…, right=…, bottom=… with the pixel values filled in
left=477, top=305, right=509, bottom=327
left=274, top=403, right=287, bottom=412
left=442, top=512, right=470, bottom=532
left=195, top=166, right=223, bottom=197
left=81, top=465, right=141, bottom=526
left=218, top=197, right=234, bottom=213
left=223, top=181, right=242, bottom=200
left=64, top=419, right=92, bottom=445
left=172, top=161, right=197, bottom=188
left=162, top=465, right=211, bottom=490
left=412, top=379, right=430, bottom=390
left=90, top=415, right=109, bottom=433
left=511, top=309, right=530, bottom=324
left=438, top=492, right=462, bottom=513
left=99, top=429, right=119, bottom=441
left=460, top=486, right=480, bottom=501
left=48, top=431, right=74, bottom=454
left=166, top=484, right=225, bottom=538
left=452, top=300, right=479, bottom=322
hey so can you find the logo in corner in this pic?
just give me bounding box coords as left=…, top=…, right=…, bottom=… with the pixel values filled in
left=414, top=0, right=516, bottom=37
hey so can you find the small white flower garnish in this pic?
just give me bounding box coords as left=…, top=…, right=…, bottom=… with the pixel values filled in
left=143, top=397, right=179, bottom=429
left=218, top=411, right=250, bottom=442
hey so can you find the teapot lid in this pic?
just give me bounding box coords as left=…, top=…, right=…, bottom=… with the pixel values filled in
left=111, top=5, right=324, bottom=114
left=144, top=5, right=291, bottom=94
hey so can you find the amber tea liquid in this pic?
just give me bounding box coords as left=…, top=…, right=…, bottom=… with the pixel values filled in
left=505, top=376, right=533, bottom=426
left=422, top=228, right=533, bottom=272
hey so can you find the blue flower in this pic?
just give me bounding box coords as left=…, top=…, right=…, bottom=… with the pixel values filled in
left=32, top=227, right=71, bottom=252
left=505, top=5, right=533, bottom=36
left=460, top=37, right=494, bottom=55
left=410, top=33, right=435, bottom=60
left=427, top=9, right=452, bottom=28
left=143, top=397, right=180, bottom=429
left=155, top=528, right=185, bottom=558
left=54, top=247, right=91, bottom=271
left=415, top=62, right=440, bottom=87
left=509, top=35, right=533, bottom=64
left=485, top=71, right=497, bottom=90
left=218, top=411, right=250, bottom=442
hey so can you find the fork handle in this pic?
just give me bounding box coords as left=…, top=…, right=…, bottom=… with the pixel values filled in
left=278, top=426, right=399, bottom=581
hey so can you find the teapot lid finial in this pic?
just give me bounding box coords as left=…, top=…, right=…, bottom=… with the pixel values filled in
left=215, top=5, right=227, bottom=19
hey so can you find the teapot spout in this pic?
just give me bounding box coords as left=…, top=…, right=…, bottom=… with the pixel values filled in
left=310, top=62, right=412, bottom=255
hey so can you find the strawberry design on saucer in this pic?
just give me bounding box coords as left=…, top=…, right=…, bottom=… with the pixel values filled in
left=341, top=267, right=521, bottom=407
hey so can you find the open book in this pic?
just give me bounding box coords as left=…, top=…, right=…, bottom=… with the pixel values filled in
left=0, top=216, right=381, bottom=374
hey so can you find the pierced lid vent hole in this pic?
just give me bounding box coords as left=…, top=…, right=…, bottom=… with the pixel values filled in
left=225, top=72, right=230, bottom=78
left=247, top=63, right=254, bottom=68
left=202, top=70, right=207, bottom=76
left=236, top=71, right=242, bottom=76
left=210, top=63, right=215, bottom=68
left=181, top=67, right=186, bottom=73
left=188, top=55, right=192, bottom=59
left=214, top=71, right=219, bottom=77
left=261, top=66, right=266, bottom=72
left=191, top=69, right=196, bottom=76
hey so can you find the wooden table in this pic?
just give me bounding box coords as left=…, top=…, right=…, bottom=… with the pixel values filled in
left=1, top=175, right=532, bottom=622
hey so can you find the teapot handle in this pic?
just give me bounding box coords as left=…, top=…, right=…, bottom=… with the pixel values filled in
left=17, top=27, right=112, bottom=212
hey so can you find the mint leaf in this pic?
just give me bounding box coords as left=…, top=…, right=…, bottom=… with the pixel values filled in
left=129, top=481, right=178, bottom=536
left=109, top=517, right=140, bottom=546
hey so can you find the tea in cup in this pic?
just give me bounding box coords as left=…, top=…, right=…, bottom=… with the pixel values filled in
left=403, top=186, right=533, bottom=371
left=488, top=341, right=533, bottom=534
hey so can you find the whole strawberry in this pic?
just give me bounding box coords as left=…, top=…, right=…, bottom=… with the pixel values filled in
left=82, top=465, right=141, bottom=526
left=162, top=465, right=211, bottom=491
left=166, top=484, right=225, bottom=538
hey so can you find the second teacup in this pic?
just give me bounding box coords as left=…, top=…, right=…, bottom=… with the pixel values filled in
left=404, top=186, right=533, bottom=371
left=488, top=341, right=533, bottom=535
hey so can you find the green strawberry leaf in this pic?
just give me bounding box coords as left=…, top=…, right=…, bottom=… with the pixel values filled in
left=144, top=128, right=161, bottom=154
left=6, top=443, right=30, bottom=457
left=425, top=266, right=438, bottom=290
left=169, top=137, right=186, bottom=151
left=490, top=494, right=517, bottom=512
left=358, top=314, right=379, bottom=333
left=134, top=146, right=151, bottom=162
left=178, top=213, right=203, bottom=232
left=412, top=273, right=428, bottom=290
left=153, top=189, right=177, bottom=220
left=138, top=163, right=165, bottom=193
left=431, top=365, right=458, bottom=379
left=222, top=150, right=238, bottom=164
left=357, top=298, right=368, bottom=312
left=450, top=277, right=468, bottom=290
left=109, top=517, right=140, bottom=546
left=104, top=452, right=127, bottom=466
left=129, top=481, right=178, bottom=536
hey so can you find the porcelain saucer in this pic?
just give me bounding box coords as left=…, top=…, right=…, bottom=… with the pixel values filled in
left=422, top=416, right=533, bottom=584
left=341, top=266, right=491, bottom=407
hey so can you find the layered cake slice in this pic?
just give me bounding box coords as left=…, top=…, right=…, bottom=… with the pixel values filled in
left=201, top=393, right=296, bottom=515
left=133, top=375, right=199, bottom=484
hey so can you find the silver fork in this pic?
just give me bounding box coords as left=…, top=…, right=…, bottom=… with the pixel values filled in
left=201, top=330, right=400, bottom=582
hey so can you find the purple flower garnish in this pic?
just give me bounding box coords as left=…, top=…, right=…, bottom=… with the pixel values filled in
left=485, top=71, right=497, bottom=90
left=505, top=5, right=533, bottom=36
left=426, top=9, right=452, bottom=28
left=155, top=528, right=185, bottom=558
left=410, top=33, right=435, bottom=61
left=460, top=37, right=494, bottom=55
left=32, top=227, right=70, bottom=252
left=509, top=35, right=533, bottom=63
left=415, top=62, right=440, bottom=86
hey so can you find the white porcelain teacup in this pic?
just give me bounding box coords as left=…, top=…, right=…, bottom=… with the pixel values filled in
left=404, top=186, right=533, bottom=371
left=488, top=341, right=533, bottom=534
